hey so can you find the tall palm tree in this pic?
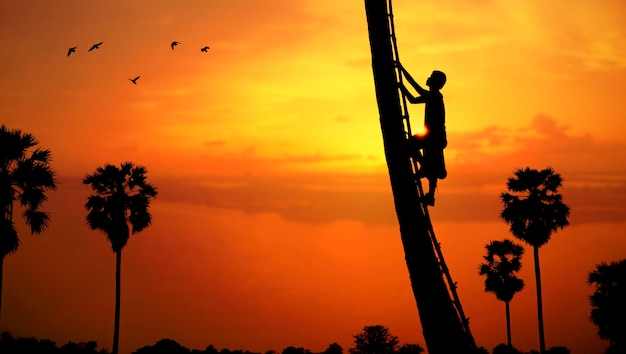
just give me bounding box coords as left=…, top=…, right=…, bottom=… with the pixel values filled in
left=500, top=167, right=570, bottom=354
left=479, top=239, right=525, bottom=348
left=0, top=125, right=57, bottom=319
left=587, top=259, right=626, bottom=352
left=83, top=162, right=157, bottom=354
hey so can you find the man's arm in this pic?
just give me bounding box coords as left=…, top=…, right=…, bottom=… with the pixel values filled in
left=400, top=84, right=425, bottom=104
left=398, top=63, right=428, bottom=95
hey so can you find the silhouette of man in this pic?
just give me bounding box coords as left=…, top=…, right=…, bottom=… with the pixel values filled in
left=397, top=63, right=447, bottom=206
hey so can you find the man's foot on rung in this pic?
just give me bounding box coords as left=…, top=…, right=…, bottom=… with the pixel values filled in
left=419, top=193, right=435, bottom=207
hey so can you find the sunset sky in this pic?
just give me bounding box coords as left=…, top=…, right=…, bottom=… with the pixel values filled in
left=2, top=1, right=626, bottom=353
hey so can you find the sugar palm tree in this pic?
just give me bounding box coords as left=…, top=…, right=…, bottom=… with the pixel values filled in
left=83, top=162, right=157, bottom=354
left=500, top=167, right=570, bottom=354
left=363, top=1, right=476, bottom=352
left=0, top=125, right=57, bottom=319
left=587, top=259, right=626, bottom=352
left=479, top=239, right=525, bottom=348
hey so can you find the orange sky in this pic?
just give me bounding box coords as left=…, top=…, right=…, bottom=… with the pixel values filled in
left=1, top=1, right=626, bottom=353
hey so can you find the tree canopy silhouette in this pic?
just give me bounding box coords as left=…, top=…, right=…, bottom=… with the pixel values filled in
left=84, top=162, right=157, bottom=354
left=587, top=258, right=626, bottom=353
left=397, top=344, right=424, bottom=354
left=321, top=343, right=343, bottom=354
left=0, top=124, right=57, bottom=319
left=282, top=347, right=312, bottom=354
left=133, top=338, right=190, bottom=354
left=349, top=325, right=399, bottom=354
left=0, top=331, right=109, bottom=353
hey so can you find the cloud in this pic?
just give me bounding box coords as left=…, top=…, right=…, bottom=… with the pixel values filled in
left=279, top=153, right=363, bottom=164
left=151, top=173, right=397, bottom=226
left=203, top=140, right=225, bottom=147
left=55, top=115, right=625, bottom=227
left=448, top=114, right=626, bottom=177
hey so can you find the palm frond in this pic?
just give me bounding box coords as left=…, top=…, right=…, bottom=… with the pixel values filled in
left=85, top=208, right=110, bottom=231
left=85, top=195, right=107, bottom=211
left=23, top=209, right=50, bottom=234
left=18, top=187, right=47, bottom=209
left=30, top=148, right=52, bottom=162
left=130, top=212, right=152, bottom=234
left=0, top=125, right=38, bottom=163
left=23, top=163, right=57, bottom=190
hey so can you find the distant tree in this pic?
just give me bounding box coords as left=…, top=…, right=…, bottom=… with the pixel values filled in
left=133, top=338, right=190, bottom=354
left=545, top=346, right=570, bottom=354
left=605, top=345, right=626, bottom=354
left=0, top=125, right=57, bottom=319
left=500, top=167, right=570, bottom=353
left=479, top=239, right=525, bottom=347
left=282, top=346, right=312, bottom=354
left=397, top=343, right=424, bottom=354
left=349, top=325, right=399, bottom=354
left=475, top=347, right=489, bottom=354
left=203, top=345, right=219, bottom=354
left=492, top=343, right=522, bottom=354
left=59, top=340, right=101, bottom=354
left=263, top=350, right=277, bottom=354
left=14, top=336, right=57, bottom=354
left=321, top=343, right=343, bottom=354
left=587, top=259, right=626, bottom=353
left=84, top=162, right=157, bottom=354
left=0, top=331, right=109, bottom=353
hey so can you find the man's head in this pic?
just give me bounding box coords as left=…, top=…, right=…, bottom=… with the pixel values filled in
left=427, top=70, right=447, bottom=90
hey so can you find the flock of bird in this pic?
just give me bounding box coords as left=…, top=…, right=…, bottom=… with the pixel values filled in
left=67, top=41, right=211, bottom=85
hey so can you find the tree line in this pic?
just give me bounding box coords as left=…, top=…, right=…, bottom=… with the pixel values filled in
left=2, top=125, right=625, bottom=354
left=0, top=325, right=421, bottom=354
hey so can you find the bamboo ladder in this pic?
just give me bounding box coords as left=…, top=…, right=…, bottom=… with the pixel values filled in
left=386, top=0, right=476, bottom=347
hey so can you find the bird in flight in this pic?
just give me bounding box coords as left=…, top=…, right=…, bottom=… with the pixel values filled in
left=129, top=76, right=140, bottom=84
left=171, top=41, right=180, bottom=50
left=201, top=46, right=210, bottom=52
left=67, top=46, right=77, bottom=57
left=88, top=42, right=103, bottom=52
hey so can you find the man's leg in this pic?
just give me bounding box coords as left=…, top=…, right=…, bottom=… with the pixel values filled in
left=408, top=136, right=424, bottom=163
left=424, top=177, right=437, bottom=206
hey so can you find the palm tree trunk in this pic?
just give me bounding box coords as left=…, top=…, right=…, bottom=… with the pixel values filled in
left=364, top=1, right=473, bottom=353
left=505, top=300, right=512, bottom=347
left=112, top=249, right=122, bottom=354
left=0, top=256, right=3, bottom=320
left=533, top=246, right=546, bottom=353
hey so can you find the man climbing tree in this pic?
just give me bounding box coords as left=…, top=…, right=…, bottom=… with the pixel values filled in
left=397, top=63, right=448, bottom=206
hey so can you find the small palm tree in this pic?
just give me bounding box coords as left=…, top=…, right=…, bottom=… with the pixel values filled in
left=0, top=125, right=57, bottom=319
left=587, top=259, right=626, bottom=352
left=500, top=167, right=570, bottom=354
left=83, top=162, right=157, bottom=354
left=479, top=239, right=525, bottom=347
